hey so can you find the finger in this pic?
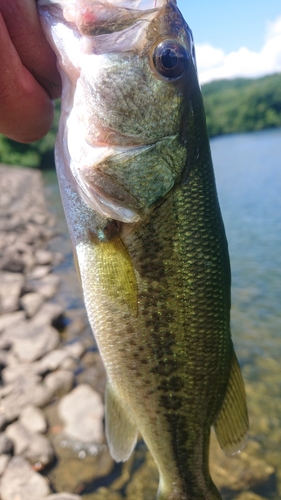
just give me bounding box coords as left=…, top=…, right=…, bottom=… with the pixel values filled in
left=0, top=0, right=61, bottom=99
left=0, top=13, right=55, bottom=143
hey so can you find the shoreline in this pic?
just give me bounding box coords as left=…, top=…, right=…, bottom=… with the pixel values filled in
left=0, top=165, right=276, bottom=500
left=0, top=165, right=108, bottom=499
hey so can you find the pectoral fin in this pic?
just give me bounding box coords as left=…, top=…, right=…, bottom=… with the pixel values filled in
left=89, top=233, right=138, bottom=315
left=105, top=381, right=138, bottom=462
left=213, top=350, right=248, bottom=455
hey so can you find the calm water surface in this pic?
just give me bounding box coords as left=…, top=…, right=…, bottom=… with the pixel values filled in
left=43, top=128, right=281, bottom=497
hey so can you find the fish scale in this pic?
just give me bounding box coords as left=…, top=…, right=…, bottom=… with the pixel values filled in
left=38, top=0, right=248, bottom=498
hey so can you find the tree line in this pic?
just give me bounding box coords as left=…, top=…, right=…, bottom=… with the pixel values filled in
left=202, top=73, right=281, bottom=137
left=0, top=72, right=280, bottom=169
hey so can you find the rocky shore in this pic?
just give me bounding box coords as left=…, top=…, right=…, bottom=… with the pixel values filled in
left=0, top=165, right=278, bottom=500
left=0, top=165, right=107, bottom=500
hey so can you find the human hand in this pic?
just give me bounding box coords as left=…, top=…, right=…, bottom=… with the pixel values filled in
left=0, top=0, right=62, bottom=143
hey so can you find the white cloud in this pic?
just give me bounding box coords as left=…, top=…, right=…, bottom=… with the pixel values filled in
left=196, top=16, right=281, bottom=84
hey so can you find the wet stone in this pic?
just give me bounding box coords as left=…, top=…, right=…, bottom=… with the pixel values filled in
left=0, top=350, right=8, bottom=369
left=44, top=369, right=74, bottom=397
left=58, top=384, right=104, bottom=443
left=35, top=249, right=54, bottom=266
left=0, top=272, right=24, bottom=314
left=1, top=362, right=39, bottom=385
left=60, top=357, right=77, bottom=371
left=25, top=273, right=61, bottom=299
left=0, top=381, right=53, bottom=428
left=47, top=439, right=114, bottom=494
left=0, top=456, right=10, bottom=477
left=77, top=351, right=106, bottom=396
left=64, top=341, right=86, bottom=359
left=20, top=292, right=45, bottom=318
left=5, top=421, right=54, bottom=466
left=0, top=434, right=13, bottom=455
left=0, top=311, right=25, bottom=333
left=31, top=302, right=64, bottom=327
left=12, top=323, right=60, bottom=363
left=29, top=265, right=52, bottom=279
left=1, top=244, right=35, bottom=274
left=19, top=405, right=48, bottom=434
left=36, top=349, right=71, bottom=374
left=0, top=456, right=51, bottom=500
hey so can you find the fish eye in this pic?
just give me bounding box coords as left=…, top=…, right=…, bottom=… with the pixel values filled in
left=152, top=40, right=190, bottom=80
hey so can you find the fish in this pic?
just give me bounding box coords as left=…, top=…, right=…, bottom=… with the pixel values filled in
left=38, top=0, right=249, bottom=498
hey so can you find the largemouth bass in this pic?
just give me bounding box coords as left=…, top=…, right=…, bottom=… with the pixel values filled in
left=38, top=0, right=248, bottom=498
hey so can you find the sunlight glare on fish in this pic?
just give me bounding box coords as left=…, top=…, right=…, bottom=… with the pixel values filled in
left=38, top=0, right=175, bottom=10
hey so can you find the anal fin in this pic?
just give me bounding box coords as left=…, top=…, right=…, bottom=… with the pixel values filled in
left=213, top=350, right=248, bottom=455
left=105, top=381, right=138, bottom=462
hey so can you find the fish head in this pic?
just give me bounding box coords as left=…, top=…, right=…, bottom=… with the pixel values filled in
left=39, top=0, right=200, bottom=223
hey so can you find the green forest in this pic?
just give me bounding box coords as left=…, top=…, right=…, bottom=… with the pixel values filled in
left=0, top=72, right=280, bottom=169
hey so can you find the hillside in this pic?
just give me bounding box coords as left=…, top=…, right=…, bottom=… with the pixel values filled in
left=202, top=73, right=281, bottom=137
left=0, top=73, right=280, bottom=169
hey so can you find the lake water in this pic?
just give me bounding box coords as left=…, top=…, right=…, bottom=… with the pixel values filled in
left=43, top=128, right=281, bottom=498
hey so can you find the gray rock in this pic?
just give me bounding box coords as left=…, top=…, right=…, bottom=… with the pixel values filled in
left=1, top=362, right=39, bottom=385
left=12, top=324, right=59, bottom=362
left=0, top=382, right=53, bottom=429
left=44, top=369, right=74, bottom=397
left=52, top=252, right=64, bottom=266
left=0, top=456, right=51, bottom=500
left=20, top=292, right=45, bottom=318
left=0, top=240, right=35, bottom=273
left=19, top=405, right=47, bottom=434
left=0, top=337, right=11, bottom=351
left=37, top=349, right=71, bottom=374
left=35, top=250, right=54, bottom=266
left=0, top=384, right=14, bottom=399
left=26, top=274, right=61, bottom=299
left=0, top=272, right=24, bottom=314
left=0, top=456, right=10, bottom=477
left=29, top=265, right=51, bottom=279
left=5, top=421, right=54, bottom=466
left=58, top=384, right=104, bottom=443
left=32, top=302, right=64, bottom=327
left=0, top=350, right=8, bottom=369
left=60, top=357, right=77, bottom=371
left=64, top=341, right=85, bottom=359
left=44, top=494, right=82, bottom=500
left=0, top=311, right=25, bottom=333
left=0, top=434, right=13, bottom=455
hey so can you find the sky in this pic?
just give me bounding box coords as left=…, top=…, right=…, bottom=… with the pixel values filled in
left=176, top=0, right=281, bottom=84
